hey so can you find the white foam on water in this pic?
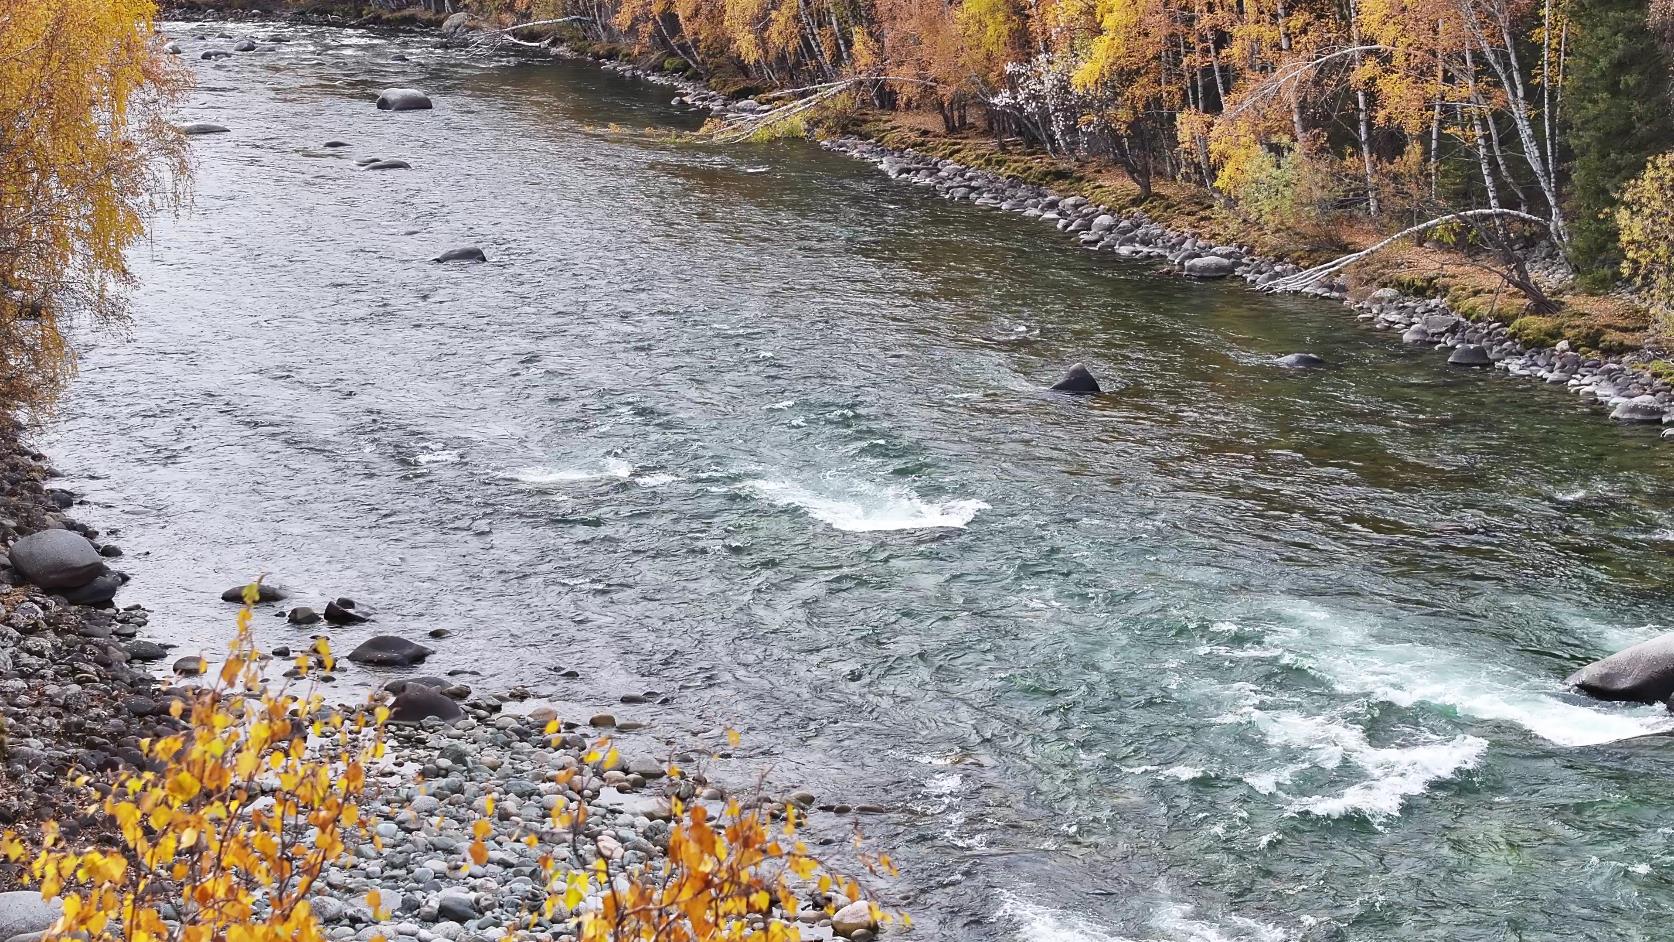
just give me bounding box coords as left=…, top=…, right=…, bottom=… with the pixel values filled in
left=506, top=457, right=633, bottom=484
left=1252, top=605, right=1674, bottom=748
left=744, top=478, right=988, bottom=532
left=995, top=893, right=1292, bottom=942
left=1161, top=766, right=1209, bottom=781
left=766, top=399, right=797, bottom=410
left=634, top=473, right=685, bottom=487
left=1235, top=708, right=1487, bottom=820
left=411, top=449, right=459, bottom=465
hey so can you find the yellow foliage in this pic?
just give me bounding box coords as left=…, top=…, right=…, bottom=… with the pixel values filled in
left=0, top=0, right=189, bottom=412
left=1617, top=151, right=1674, bottom=337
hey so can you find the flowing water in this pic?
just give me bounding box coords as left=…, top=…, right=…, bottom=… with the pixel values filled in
left=42, top=21, right=1674, bottom=941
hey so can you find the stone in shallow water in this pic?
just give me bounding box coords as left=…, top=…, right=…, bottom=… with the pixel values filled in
left=180, top=122, right=230, bottom=135
left=1610, top=394, right=1666, bottom=423
left=1446, top=344, right=1492, bottom=367
left=376, top=88, right=433, bottom=112
left=1183, top=255, right=1235, bottom=278
left=388, top=686, right=463, bottom=724
left=222, top=581, right=288, bottom=603
left=434, top=247, right=486, bottom=263
left=1567, top=632, right=1674, bottom=703
left=361, top=159, right=412, bottom=171
left=1275, top=353, right=1327, bottom=369
left=348, top=635, right=431, bottom=666
left=1048, top=363, right=1101, bottom=394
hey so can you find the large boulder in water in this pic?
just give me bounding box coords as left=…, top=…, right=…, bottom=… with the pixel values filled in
left=10, top=531, right=105, bottom=591
left=388, top=685, right=463, bottom=724
left=180, top=122, right=230, bottom=136
left=1610, top=394, right=1666, bottom=423
left=1276, top=353, right=1327, bottom=369
left=0, top=892, right=62, bottom=941
left=376, top=88, right=433, bottom=112
left=1183, top=256, right=1236, bottom=279
left=1049, top=363, right=1101, bottom=394
left=221, top=582, right=288, bottom=603
left=1566, top=633, right=1674, bottom=704
left=348, top=634, right=432, bottom=667
left=361, top=159, right=411, bottom=171
left=441, top=11, right=478, bottom=37
left=62, top=572, right=122, bottom=607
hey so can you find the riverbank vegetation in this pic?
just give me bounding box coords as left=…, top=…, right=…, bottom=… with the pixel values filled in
left=250, top=0, right=1674, bottom=354
left=0, top=0, right=189, bottom=413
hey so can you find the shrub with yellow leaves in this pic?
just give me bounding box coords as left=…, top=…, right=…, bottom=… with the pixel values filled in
left=1, top=580, right=387, bottom=942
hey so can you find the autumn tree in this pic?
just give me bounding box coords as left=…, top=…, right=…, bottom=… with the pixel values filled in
left=0, top=0, right=188, bottom=413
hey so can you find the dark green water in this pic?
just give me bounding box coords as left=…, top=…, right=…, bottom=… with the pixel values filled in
left=44, top=22, right=1674, bottom=941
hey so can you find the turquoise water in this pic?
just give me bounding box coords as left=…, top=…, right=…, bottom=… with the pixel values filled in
left=45, top=23, right=1674, bottom=940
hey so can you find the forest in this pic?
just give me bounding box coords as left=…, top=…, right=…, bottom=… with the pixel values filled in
left=445, top=0, right=1674, bottom=332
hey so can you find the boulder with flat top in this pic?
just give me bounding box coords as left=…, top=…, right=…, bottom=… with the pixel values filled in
left=376, top=88, right=433, bottom=112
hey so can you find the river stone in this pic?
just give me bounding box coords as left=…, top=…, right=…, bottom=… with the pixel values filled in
left=1423, top=313, right=1460, bottom=334
left=126, top=640, right=168, bottom=662
left=384, top=676, right=449, bottom=695
left=61, top=572, right=121, bottom=607
left=323, top=140, right=351, bottom=148
left=348, top=635, right=432, bottom=667
left=180, top=122, right=230, bottom=136
left=361, top=159, right=412, bottom=171
left=1567, top=633, right=1674, bottom=703
left=1275, top=353, right=1327, bottom=369
left=434, top=247, right=486, bottom=263
left=0, top=892, right=62, bottom=941
left=442, top=12, right=476, bottom=36
left=1610, top=394, right=1666, bottom=423
left=234, top=38, right=257, bottom=52
left=10, top=530, right=104, bottom=590
left=1446, top=344, right=1492, bottom=367
left=1049, top=363, right=1101, bottom=394
left=1402, top=324, right=1430, bottom=344
left=831, top=900, right=875, bottom=937
left=434, top=891, right=476, bottom=923
left=376, top=88, right=433, bottom=112
left=201, top=50, right=232, bottom=60
left=222, top=582, right=288, bottom=603
left=173, top=656, right=207, bottom=676
left=287, top=606, right=320, bottom=625
left=325, top=598, right=370, bottom=624
left=164, top=41, right=183, bottom=54
left=388, top=686, right=463, bottom=724
left=1183, top=255, right=1235, bottom=278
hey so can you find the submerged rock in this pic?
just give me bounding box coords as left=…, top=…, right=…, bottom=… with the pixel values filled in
left=1049, top=363, right=1101, bottom=394
left=388, top=685, right=463, bottom=724
left=347, top=634, right=432, bottom=667
left=1610, top=394, right=1666, bottom=423
left=200, top=50, right=233, bottom=60
left=324, top=597, right=370, bottom=625
left=361, top=159, right=411, bottom=171
left=1275, top=353, right=1328, bottom=369
left=376, top=88, right=433, bottom=112
left=434, top=246, right=487, bottom=263
left=1446, top=344, right=1492, bottom=367
left=179, top=122, right=230, bottom=136
left=10, top=531, right=104, bottom=590
left=322, top=140, right=351, bottom=148
left=1567, top=633, right=1674, bottom=704
left=1183, top=256, right=1235, bottom=279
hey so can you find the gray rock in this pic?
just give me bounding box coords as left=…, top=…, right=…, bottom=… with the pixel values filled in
left=1567, top=633, right=1674, bottom=703
left=376, top=89, right=433, bottom=112
left=0, top=892, right=62, bottom=941
left=1446, top=344, right=1492, bottom=367
left=434, top=247, right=486, bottom=263
left=1183, top=256, right=1235, bottom=279
left=434, top=891, right=476, bottom=923
left=164, top=41, right=183, bottom=55
left=233, top=38, right=257, bottom=52
left=180, top=122, right=230, bottom=135
left=325, top=598, right=371, bottom=625
left=348, top=635, right=432, bottom=667
left=384, top=676, right=450, bottom=695
left=1049, top=363, right=1101, bottom=394
left=831, top=900, right=875, bottom=937
left=1423, top=313, right=1460, bottom=334
left=200, top=50, right=232, bottom=60
left=61, top=572, right=121, bottom=607
left=288, top=606, right=321, bottom=625
left=10, top=530, right=104, bottom=590
left=125, top=640, right=168, bottom=662
left=173, top=655, right=207, bottom=676
left=361, top=159, right=412, bottom=171
left=222, top=582, right=287, bottom=603
left=1402, top=324, right=1430, bottom=344
left=441, top=11, right=476, bottom=37
left=389, top=686, right=464, bottom=725
left=1275, top=353, right=1327, bottom=369
left=1610, top=394, right=1666, bottom=423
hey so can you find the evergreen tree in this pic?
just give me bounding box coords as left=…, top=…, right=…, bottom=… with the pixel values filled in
left=1566, top=0, right=1674, bottom=286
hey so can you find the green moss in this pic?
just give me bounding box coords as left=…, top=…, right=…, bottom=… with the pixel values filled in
left=1509, top=315, right=1564, bottom=347
left=1646, top=359, right=1674, bottom=380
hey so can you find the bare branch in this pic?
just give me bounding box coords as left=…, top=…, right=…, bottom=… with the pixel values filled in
left=1264, top=208, right=1551, bottom=292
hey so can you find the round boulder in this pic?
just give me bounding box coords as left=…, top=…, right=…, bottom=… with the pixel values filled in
left=1183, top=256, right=1236, bottom=279
left=61, top=572, right=122, bottom=607
left=376, top=88, right=433, bottom=112
left=0, top=892, right=63, bottom=941
left=1049, top=363, right=1101, bottom=394
left=1610, top=394, right=1666, bottom=423
left=1446, top=344, right=1493, bottom=367
left=388, top=685, right=463, bottom=724
left=831, top=900, right=876, bottom=938
left=201, top=50, right=233, bottom=60
left=1401, top=325, right=1430, bottom=345
left=287, top=606, right=321, bottom=625
left=434, top=247, right=486, bottom=263
left=1567, top=633, right=1674, bottom=703
left=173, top=655, right=207, bottom=676
left=383, top=675, right=450, bottom=695
left=1275, top=353, right=1327, bottom=369
left=348, top=635, right=433, bottom=667
left=233, top=38, right=257, bottom=52
left=10, top=530, right=104, bottom=590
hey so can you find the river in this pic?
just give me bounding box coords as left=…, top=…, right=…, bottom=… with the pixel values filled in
left=41, top=21, right=1674, bottom=941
